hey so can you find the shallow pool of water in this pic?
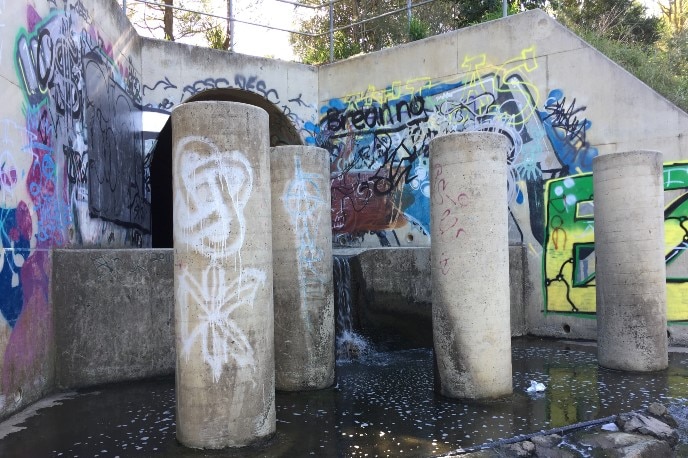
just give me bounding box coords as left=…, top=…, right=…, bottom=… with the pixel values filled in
left=1, top=337, right=687, bottom=457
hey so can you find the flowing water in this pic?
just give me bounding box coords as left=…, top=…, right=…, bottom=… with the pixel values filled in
left=334, top=255, right=370, bottom=361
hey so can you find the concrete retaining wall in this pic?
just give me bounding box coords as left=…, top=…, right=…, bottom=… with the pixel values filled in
left=347, top=247, right=527, bottom=347
left=53, top=250, right=175, bottom=389
left=140, top=38, right=319, bottom=150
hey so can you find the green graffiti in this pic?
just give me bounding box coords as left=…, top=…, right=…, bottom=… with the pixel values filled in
left=543, top=161, right=688, bottom=322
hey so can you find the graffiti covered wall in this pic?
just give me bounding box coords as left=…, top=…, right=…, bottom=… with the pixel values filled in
left=0, top=0, right=145, bottom=419
left=543, top=163, right=688, bottom=322
left=318, top=9, right=688, bottom=335
left=0, top=0, right=686, bottom=422
left=319, top=47, right=597, bottom=248
left=140, top=38, right=320, bottom=151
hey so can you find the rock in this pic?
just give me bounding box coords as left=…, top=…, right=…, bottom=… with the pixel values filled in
left=503, top=440, right=536, bottom=457
left=647, top=402, right=678, bottom=428
left=580, top=431, right=652, bottom=449
left=528, top=434, right=577, bottom=458
left=530, top=434, right=563, bottom=448
left=621, top=413, right=679, bottom=447
left=617, top=439, right=674, bottom=457
left=578, top=431, right=674, bottom=456
left=648, top=402, right=668, bottom=417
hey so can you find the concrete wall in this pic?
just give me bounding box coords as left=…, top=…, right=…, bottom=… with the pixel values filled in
left=318, top=10, right=688, bottom=343
left=52, top=249, right=174, bottom=389
left=0, top=0, right=146, bottom=420
left=346, top=247, right=526, bottom=348
left=139, top=38, right=319, bottom=150
left=0, top=0, right=319, bottom=422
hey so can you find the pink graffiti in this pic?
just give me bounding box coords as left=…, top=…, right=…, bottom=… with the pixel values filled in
left=0, top=165, right=17, bottom=190
left=434, top=164, right=468, bottom=239
left=27, top=5, right=41, bottom=32
left=2, top=251, right=52, bottom=397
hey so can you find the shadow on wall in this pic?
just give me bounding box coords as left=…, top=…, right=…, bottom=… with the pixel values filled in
left=149, top=89, right=304, bottom=248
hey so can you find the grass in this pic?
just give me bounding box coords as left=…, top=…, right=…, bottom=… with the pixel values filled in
left=575, top=28, right=688, bottom=113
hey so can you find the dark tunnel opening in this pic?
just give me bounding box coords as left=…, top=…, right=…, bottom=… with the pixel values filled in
left=149, top=89, right=304, bottom=248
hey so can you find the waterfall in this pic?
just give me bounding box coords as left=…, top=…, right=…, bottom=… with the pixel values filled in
left=333, top=255, right=368, bottom=360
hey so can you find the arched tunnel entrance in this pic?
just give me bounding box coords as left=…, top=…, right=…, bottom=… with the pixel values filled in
left=149, top=88, right=304, bottom=248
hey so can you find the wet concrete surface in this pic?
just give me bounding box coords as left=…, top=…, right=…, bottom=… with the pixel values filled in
left=1, top=337, right=687, bottom=457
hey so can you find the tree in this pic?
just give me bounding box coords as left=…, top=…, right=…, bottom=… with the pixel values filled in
left=127, top=0, right=226, bottom=46
left=290, top=0, right=553, bottom=64
left=659, top=0, right=688, bottom=33
left=205, top=24, right=231, bottom=49
left=290, top=0, right=460, bottom=64
left=451, top=0, right=501, bottom=27
left=552, top=0, right=662, bottom=45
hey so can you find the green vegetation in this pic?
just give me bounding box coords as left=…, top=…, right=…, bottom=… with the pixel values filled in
left=290, top=0, right=460, bottom=64
left=573, top=26, right=688, bottom=113
left=551, top=0, right=688, bottom=113
left=290, top=0, right=688, bottom=113
left=409, top=17, right=430, bottom=41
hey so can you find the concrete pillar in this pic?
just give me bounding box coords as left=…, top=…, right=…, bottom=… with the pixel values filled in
left=270, top=146, right=335, bottom=391
left=594, top=151, right=667, bottom=372
left=172, top=101, right=275, bottom=448
left=430, top=132, right=512, bottom=399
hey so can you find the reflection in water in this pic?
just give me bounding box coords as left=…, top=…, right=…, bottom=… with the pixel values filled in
left=1, top=338, right=687, bottom=457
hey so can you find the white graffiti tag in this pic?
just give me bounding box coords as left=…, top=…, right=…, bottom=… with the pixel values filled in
left=283, top=157, right=327, bottom=313
left=173, top=136, right=253, bottom=260
left=177, top=265, right=266, bottom=382
left=174, top=136, right=266, bottom=381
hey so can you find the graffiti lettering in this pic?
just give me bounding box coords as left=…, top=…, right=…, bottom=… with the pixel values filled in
left=320, top=49, right=597, bottom=249
left=539, top=90, right=598, bottom=172
left=234, top=74, right=279, bottom=103
left=325, top=95, right=426, bottom=133
left=181, top=77, right=230, bottom=98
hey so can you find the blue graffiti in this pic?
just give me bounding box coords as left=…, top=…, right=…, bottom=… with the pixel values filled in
left=539, top=90, right=598, bottom=173
left=0, top=208, right=31, bottom=327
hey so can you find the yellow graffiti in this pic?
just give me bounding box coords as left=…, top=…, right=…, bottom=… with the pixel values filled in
left=544, top=161, right=688, bottom=321
left=459, top=46, right=540, bottom=127
left=547, top=366, right=599, bottom=427
left=342, top=77, right=433, bottom=108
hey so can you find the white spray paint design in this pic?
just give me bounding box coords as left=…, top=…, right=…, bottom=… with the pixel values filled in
left=174, top=136, right=263, bottom=381
left=177, top=265, right=265, bottom=382
left=174, top=136, right=252, bottom=262
left=283, top=157, right=327, bottom=322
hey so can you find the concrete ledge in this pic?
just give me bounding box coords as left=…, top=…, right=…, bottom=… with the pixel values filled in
left=351, top=248, right=433, bottom=348
left=346, top=247, right=527, bottom=348
left=52, top=249, right=175, bottom=389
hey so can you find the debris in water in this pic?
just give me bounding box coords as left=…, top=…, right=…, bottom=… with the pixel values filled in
left=526, top=381, right=546, bottom=393
left=601, top=422, right=619, bottom=432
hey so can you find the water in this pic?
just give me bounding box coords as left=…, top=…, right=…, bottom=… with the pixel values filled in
left=1, top=338, right=688, bottom=457
left=334, top=255, right=370, bottom=361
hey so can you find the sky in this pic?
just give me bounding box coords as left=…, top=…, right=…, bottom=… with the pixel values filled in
left=125, top=0, right=308, bottom=61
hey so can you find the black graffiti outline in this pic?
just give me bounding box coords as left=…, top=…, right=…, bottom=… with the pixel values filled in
left=288, top=93, right=307, bottom=107
left=181, top=77, right=231, bottom=98
left=143, top=76, right=177, bottom=95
